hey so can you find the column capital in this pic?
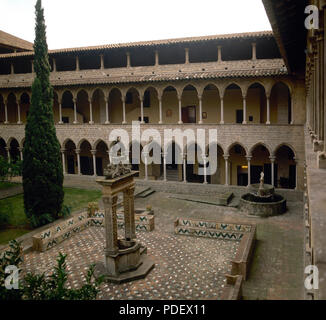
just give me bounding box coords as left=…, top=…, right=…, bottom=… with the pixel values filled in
left=246, top=156, right=252, bottom=161
left=75, top=148, right=81, bottom=154
left=91, top=149, right=97, bottom=156
left=60, top=148, right=66, bottom=153
left=5, top=147, right=10, bottom=151
left=269, top=156, right=276, bottom=162
left=223, top=154, right=229, bottom=160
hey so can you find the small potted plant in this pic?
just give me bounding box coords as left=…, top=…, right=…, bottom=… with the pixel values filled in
left=146, top=204, right=153, bottom=215
left=87, top=202, right=99, bottom=217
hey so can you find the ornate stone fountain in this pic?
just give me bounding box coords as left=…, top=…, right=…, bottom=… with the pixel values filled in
left=240, top=172, right=287, bottom=217
left=95, top=162, right=154, bottom=283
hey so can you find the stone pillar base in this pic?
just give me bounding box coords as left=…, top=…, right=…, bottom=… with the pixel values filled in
left=95, top=241, right=154, bottom=284
left=317, top=152, right=326, bottom=169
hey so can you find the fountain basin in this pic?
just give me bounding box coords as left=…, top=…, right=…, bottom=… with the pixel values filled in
left=240, top=184, right=287, bottom=217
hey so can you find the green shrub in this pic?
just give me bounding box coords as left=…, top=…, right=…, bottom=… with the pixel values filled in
left=59, top=205, right=72, bottom=219
left=0, top=240, right=104, bottom=300
left=0, top=212, right=9, bottom=228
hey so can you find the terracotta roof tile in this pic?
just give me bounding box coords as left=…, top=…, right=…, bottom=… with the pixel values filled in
left=0, top=30, right=273, bottom=59
left=0, top=30, right=33, bottom=51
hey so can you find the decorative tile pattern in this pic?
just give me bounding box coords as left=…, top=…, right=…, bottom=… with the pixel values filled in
left=22, top=226, right=239, bottom=300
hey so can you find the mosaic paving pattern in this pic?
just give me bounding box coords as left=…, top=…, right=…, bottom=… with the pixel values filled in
left=22, top=226, right=239, bottom=300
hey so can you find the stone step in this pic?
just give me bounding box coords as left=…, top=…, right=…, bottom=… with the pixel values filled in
left=136, top=188, right=155, bottom=198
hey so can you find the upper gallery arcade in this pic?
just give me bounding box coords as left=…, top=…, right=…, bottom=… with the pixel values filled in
left=0, top=31, right=306, bottom=190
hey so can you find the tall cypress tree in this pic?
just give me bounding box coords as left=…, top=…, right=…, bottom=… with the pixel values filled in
left=23, top=0, right=64, bottom=227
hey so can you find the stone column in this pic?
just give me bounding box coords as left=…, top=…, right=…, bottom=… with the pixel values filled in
left=290, top=96, right=294, bottom=125
left=178, top=96, right=183, bottom=124
left=224, top=155, right=229, bottom=186
left=126, top=52, right=131, bottom=68
left=270, top=156, right=276, bottom=187
left=203, top=154, right=208, bottom=184
left=10, top=63, right=14, bottom=74
left=91, top=149, right=97, bottom=176
left=220, top=96, right=224, bottom=124
left=76, top=149, right=81, bottom=175
left=58, top=99, right=63, bottom=124
left=61, top=149, right=66, bottom=174
left=73, top=98, right=78, bottom=124
left=242, top=95, right=247, bottom=124
left=266, top=95, right=271, bottom=125
left=105, top=97, right=110, bottom=124
left=18, top=147, right=23, bottom=161
left=144, top=151, right=148, bottom=180
left=185, top=48, right=189, bottom=64
left=5, top=147, right=10, bottom=163
left=155, top=50, right=159, bottom=66
left=89, top=101, right=94, bottom=124
left=182, top=153, right=187, bottom=183
left=122, top=97, right=127, bottom=124
left=140, top=98, right=144, bottom=124
left=4, top=100, right=8, bottom=124
left=294, top=158, right=298, bottom=190
left=252, top=42, right=257, bottom=60
left=31, top=60, right=34, bottom=73
left=123, top=187, right=136, bottom=240
left=162, top=152, right=167, bottom=181
left=76, top=56, right=80, bottom=71
left=246, top=156, right=252, bottom=187
left=17, top=101, right=22, bottom=124
left=100, top=54, right=104, bottom=70
left=198, top=94, right=203, bottom=124
left=103, top=196, right=118, bottom=254
left=158, top=96, right=163, bottom=124
left=217, top=46, right=222, bottom=62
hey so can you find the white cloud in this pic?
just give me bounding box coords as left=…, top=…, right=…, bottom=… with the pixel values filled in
left=1, top=0, right=272, bottom=49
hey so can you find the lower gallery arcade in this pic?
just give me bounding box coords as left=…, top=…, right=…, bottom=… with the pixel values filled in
left=0, top=77, right=304, bottom=190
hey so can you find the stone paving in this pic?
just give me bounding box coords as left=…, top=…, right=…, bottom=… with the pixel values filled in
left=20, top=189, right=304, bottom=300
left=21, top=200, right=239, bottom=300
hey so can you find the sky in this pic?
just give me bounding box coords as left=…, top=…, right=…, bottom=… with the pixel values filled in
left=1, top=0, right=272, bottom=50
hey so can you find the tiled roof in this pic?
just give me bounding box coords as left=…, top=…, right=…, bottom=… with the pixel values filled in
left=0, top=58, right=287, bottom=89
left=0, top=31, right=273, bottom=59
left=0, top=30, right=33, bottom=51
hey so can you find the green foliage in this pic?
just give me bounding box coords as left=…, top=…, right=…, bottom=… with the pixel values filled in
left=29, top=213, right=54, bottom=229
left=22, top=0, right=64, bottom=227
left=0, top=241, right=104, bottom=300
left=58, top=205, right=72, bottom=219
left=0, top=156, right=10, bottom=181
left=0, top=240, right=23, bottom=300
left=0, top=157, right=22, bottom=182
left=0, top=212, right=9, bottom=228
left=23, top=253, right=104, bottom=300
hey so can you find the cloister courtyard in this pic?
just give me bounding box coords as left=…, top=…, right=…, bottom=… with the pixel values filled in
left=0, top=175, right=304, bottom=300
